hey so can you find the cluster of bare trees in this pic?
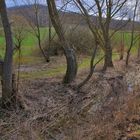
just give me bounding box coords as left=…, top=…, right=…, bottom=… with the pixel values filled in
left=0, top=0, right=139, bottom=109
left=48, top=0, right=139, bottom=85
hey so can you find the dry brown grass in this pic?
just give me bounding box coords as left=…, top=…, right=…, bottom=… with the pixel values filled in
left=1, top=59, right=140, bottom=140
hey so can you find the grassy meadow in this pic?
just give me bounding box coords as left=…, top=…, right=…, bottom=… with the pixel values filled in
left=0, top=27, right=139, bottom=75
left=0, top=27, right=56, bottom=58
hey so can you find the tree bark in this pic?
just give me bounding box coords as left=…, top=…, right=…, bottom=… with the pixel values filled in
left=120, top=44, right=124, bottom=60
left=37, top=37, right=50, bottom=62
left=137, top=34, right=140, bottom=60
left=138, top=46, right=140, bottom=60
left=63, top=46, right=77, bottom=83
left=120, top=32, right=125, bottom=60
left=126, top=0, right=138, bottom=66
left=78, top=44, right=98, bottom=88
left=0, top=0, right=16, bottom=108
left=126, top=49, right=130, bottom=66
left=103, top=41, right=113, bottom=70
left=47, top=0, right=77, bottom=83
left=34, top=6, right=50, bottom=63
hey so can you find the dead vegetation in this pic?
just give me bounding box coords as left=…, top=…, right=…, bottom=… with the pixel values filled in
left=1, top=0, right=140, bottom=139
left=0, top=59, right=140, bottom=140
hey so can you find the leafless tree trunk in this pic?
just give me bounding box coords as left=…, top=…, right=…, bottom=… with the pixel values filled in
left=16, top=0, right=50, bottom=62
left=103, top=40, right=113, bottom=70
left=74, top=0, right=128, bottom=70
left=95, top=0, right=113, bottom=70
left=138, top=47, right=140, bottom=59
left=120, top=32, right=125, bottom=60
left=126, top=0, right=138, bottom=66
left=34, top=3, right=50, bottom=62
left=137, top=5, right=140, bottom=61
left=138, top=34, right=140, bottom=60
left=78, top=42, right=104, bottom=89
left=0, top=0, right=16, bottom=108
left=47, top=0, right=77, bottom=83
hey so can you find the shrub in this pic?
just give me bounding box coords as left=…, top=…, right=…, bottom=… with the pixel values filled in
left=66, top=26, right=95, bottom=54
left=44, top=26, right=98, bottom=56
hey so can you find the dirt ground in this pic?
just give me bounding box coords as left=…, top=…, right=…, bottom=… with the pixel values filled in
left=0, top=58, right=140, bottom=140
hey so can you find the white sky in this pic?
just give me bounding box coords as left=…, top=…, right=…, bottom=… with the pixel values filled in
left=6, top=0, right=138, bottom=21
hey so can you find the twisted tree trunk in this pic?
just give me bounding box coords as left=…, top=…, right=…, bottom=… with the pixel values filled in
left=103, top=41, right=113, bottom=70
left=47, top=0, right=77, bottom=83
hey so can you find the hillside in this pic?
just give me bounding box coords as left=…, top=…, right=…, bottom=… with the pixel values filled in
left=7, top=4, right=140, bottom=30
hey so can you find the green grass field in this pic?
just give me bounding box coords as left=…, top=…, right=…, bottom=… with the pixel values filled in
left=0, top=27, right=56, bottom=58
left=0, top=27, right=139, bottom=61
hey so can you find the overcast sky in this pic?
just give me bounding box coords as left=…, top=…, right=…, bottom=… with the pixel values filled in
left=6, top=0, right=46, bottom=7
left=6, top=0, right=65, bottom=7
left=6, top=0, right=137, bottom=20
left=6, top=0, right=78, bottom=13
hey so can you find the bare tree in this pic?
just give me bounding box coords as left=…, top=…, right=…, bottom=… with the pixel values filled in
left=11, top=15, right=28, bottom=92
left=47, top=0, right=77, bottom=83
left=14, top=0, right=50, bottom=62
left=138, top=33, right=140, bottom=60
left=78, top=41, right=104, bottom=88
left=119, top=31, right=125, bottom=60
left=11, top=15, right=27, bottom=52
left=0, top=0, right=17, bottom=108
left=137, top=4, right=140, bottom=61
left=126, top=0, right=139, bottom=66
left=74, top=0, right=128, bottom=70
